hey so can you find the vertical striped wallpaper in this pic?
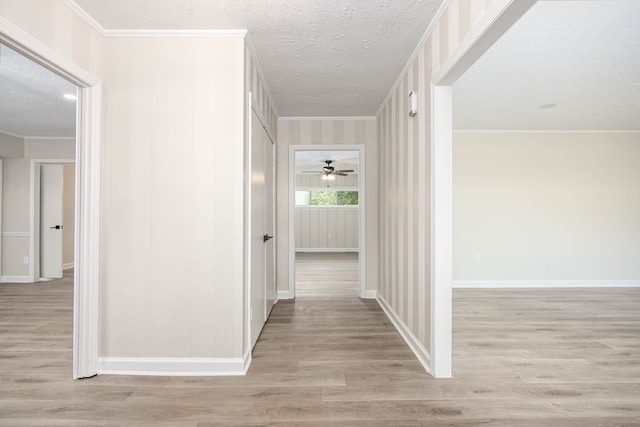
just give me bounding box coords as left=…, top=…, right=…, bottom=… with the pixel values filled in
left=295, top=208, right=359, bottom=250
left=276, top=118, right=378, bottom=293
left=376, top=0, right=496, bottom=363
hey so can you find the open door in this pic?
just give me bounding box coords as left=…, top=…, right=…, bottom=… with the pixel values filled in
left=250, top=107, right=275, bottom=349
left=40, top=164, right=64, bottom=279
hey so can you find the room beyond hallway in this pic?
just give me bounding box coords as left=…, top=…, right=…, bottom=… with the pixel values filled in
left=295, top=252, right=358, bottom=298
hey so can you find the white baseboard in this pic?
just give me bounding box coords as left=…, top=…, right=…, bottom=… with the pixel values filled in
left=0, top=275, right=31, bottom=283
left=295, top=248, right=359, bottom=253
left=63, top=263, right=74, bottom=270
left=361, top=289, right=377, bottom=299
left=98, top=349, right=252, bottom=376
left=277, top=290, right=293, bottom=300
left=376, top=295, right=431, bottom=375
left=453, top=280, right=640, bottom=288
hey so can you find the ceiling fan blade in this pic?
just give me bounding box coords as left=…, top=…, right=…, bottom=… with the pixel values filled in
left=335, top=173, right=349, bottom=176
left=335, top=169, right=354, bottom=173
left=299, top=171, right=323, bottom=174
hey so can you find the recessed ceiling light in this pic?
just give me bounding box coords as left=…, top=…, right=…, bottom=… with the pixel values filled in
left=538, top=103, right=557, bottom=110
left=63, top=93, right=77, bottom=101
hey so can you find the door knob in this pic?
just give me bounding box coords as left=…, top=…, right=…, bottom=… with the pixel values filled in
left=49, top=225, right=63, bottom=230
left=263, top=234, right=274, bottom=242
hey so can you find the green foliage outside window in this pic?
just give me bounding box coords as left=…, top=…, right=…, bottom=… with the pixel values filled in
left=295, top=191, right=358, bottom=206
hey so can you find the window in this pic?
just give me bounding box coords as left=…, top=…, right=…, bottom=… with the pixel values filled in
left=295, top=190, right=358, bottom=206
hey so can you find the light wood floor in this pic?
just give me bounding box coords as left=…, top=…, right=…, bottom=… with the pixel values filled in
left=295, top=252, right=359, bottom=298
left=1, top=272, right=639, bottom=425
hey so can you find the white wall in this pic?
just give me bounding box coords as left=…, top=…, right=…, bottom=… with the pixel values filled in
left=25, top=138, right=75, bottom=159
left=277, top=118, right=378, bottom=293
left=0, top=137, right=75, bottom=278
left=454, top=131, right=640, bottom=285
left=295, top=207, right=358, bottom=251
left=63, top=163, right=74, bottom=268
left=1, top=158, right=29, bottom=277
left=0, top=132, right=23, bottom=157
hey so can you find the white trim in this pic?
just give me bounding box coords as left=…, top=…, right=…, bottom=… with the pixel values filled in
left=377, top=295, right=431, bottom=374
left=246, top=35, right=279, bottom=119
left=375, top=0, right=452, bottom=117
left=0, top=276, right=31, bottom=283
left=295, top=186, right=359, bottom=192
left=24, top=136, right=76, bottom=141
left=0, top=159, right=2, bottom=278
left=430, top=85, right=453, bottom=379
left=453, top=129, right=640, bottom=134
left=279, top=116, right=376, bottom=121
left=277, top=290, right=293, bottom=300
left=432, top=0, right=536, bottom=85
left=0, top=129, right=26, bottom=139
left=103, top=29, right=248, bottom=37
left=98, top=351, right=252, bottom=376
left=1, top=232, right=30, bottom=237
left=361, top=289, right=377, bottom=299
left=295, top=248, right=359, bottom=253
left=0, top=17, right=103, bottom=380
left=63, top=263, right=75, bottom=271
left=289, top=145, right=366, bottom=299
left=60, top=0, right=106, bottom=36
left=454, top=280, right=640, bottom=288
left=295, top=205, right=359, bottom=210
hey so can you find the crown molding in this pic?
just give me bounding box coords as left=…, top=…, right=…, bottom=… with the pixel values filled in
left=453, top=129, right=640, bottom=134
left=0, top=129, right=25, bottom=139
left=24, top=136, right=76, bottom=141
left=61, top=0, right=106, bottom=36
left=61, top=1, right=248, bottom=38
left=375, top=0, right=453, bottom=117
left=278, top=116, right=376, bottom=121
left=103, top=29, right=248, bottom=37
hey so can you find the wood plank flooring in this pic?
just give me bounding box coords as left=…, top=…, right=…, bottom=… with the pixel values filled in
left=295, top=252, right=358, bottom=298
left=1, top=270, right=639, bottom=425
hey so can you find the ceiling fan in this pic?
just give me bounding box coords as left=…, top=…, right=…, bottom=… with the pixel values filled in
left=300, top=160, right=354, bottom=181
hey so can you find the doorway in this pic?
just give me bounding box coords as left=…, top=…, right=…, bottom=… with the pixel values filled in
left=0, top=21, right=102, bottom=378
left=31, top=161, right=76, bottom=281
left=289, top=146, right=366, bottom=299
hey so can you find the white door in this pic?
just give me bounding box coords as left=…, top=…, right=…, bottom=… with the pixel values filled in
left=265, top=126, right=276, bottom=317
left=250, top=108, right=270, bottom=348
left=40, top=164, right=64, bottom=279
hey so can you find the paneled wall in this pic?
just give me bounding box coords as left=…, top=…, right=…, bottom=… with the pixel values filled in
left=277, top=118, right=378, bottom=294
left=101, top=35, right=246, bottom=359
left=454, top=132, right=640, bottom=285
left=295, top=207, right=358, bottom=251
left=376, top=0, right=500, bottom=367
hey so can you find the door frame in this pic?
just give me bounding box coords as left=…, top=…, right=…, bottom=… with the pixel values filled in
left=288, top=144, right=366, bottom=299
left=0, top=19, right=102, bottom=379
left=29, top=159, right=75, bottom=282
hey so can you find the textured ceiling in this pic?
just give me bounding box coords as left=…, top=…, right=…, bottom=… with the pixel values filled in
left=454, top=0, right=640, bottom=131
left=0, top=44, right=77, bottom=137
left=75, top=0, right=445, bottom=116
